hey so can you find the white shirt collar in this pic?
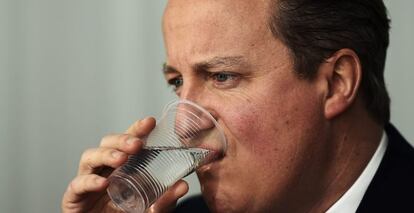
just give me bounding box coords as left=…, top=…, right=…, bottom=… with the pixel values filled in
left=326, top=131, right=388, bottom=213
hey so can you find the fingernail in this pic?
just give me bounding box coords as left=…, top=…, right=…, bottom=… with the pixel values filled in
left=175, top=182, right=189, bottom=196
left=143, top=117, right=152, bottom=122
left=142, top=117, right=154, bottom=124
left=112, top=151, right=124, bottom=159
left=126, top=137, right=139, bottom=145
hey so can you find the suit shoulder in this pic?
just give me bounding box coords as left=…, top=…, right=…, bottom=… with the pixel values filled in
left=357, top=124, right=414, bottom=212
left=175, top=195, right=209, bottom=213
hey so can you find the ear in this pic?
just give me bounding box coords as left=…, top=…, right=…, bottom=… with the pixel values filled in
left=320, top=49, right=362, bottom=119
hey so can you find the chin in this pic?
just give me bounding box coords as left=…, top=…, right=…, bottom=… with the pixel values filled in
left=198, top=179, right=247, bottom=213
left=197, top=159, right=245, bottom=212
left=202, top=192, right=235, bottom=213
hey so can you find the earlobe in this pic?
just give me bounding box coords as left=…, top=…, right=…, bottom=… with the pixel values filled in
left=324, top=49, right=362, bottom=119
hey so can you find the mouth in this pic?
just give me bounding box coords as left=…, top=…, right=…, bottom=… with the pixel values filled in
left=197, top=155, right=224, bottom=174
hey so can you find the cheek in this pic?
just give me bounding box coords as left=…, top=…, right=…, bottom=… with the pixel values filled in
left=221, top=101, right=277, bottom=156
left=219, top=85, right=324, bottom=163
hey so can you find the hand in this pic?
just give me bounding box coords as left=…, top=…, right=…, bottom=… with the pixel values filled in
left=62, top=117, right=189, bottom=213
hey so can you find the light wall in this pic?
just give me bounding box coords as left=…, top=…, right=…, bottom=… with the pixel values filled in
left=384, top=0, right=414, bottom=141
left=0, top=1, right=412, bottom=212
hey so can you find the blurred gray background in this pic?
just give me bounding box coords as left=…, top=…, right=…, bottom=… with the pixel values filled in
left=0, top=0, right=412, bottom=212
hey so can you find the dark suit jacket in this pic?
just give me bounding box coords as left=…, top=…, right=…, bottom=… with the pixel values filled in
left=175, top=124, right=414, bottom=212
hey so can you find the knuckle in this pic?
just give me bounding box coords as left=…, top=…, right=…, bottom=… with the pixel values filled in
left=78, top=148, right=103, bottom=172
left=69, top=177, right=82, bottom=194
left=80, top=148, right=94, bottom=163
left=100, top=134, right=116, bottom=146
left=94, top=148, right=120, bottom=166
left=69, top=175, right=97, bottom=195
left=87, top=175, right=97, bottom=185
left=104, top=148, right=116, bottom=158
left=118, top=134, right=131, bottom=145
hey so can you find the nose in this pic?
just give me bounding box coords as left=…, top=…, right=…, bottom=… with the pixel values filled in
left=178, top=78, right=202, bottom=103
left=176, top=79, right=217, bottom=127
left=174, top=100, right=216, bottom=142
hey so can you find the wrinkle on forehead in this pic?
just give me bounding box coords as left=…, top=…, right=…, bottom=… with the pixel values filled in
left=164, top=0, right=270, bottom=33
left=163, top=0, right=274, bottom=59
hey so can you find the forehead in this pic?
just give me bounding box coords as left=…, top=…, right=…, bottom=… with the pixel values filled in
left=163, top=0, right=275, bottom=62
left=163, top=0, right=270, bottom=25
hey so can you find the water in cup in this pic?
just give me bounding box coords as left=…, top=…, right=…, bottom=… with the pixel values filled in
left=108, top=146, right=213, bottom=212
left=106, top=100, right=227, bottom=213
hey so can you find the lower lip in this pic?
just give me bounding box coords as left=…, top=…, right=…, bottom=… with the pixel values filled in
left=197, top=158, right=223, bottom=173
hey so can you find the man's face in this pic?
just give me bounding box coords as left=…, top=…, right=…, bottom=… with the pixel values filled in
left=163, top=0, right=330, bottom=212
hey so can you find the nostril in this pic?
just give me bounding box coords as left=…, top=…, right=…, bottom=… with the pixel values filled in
left=207, top=110, right=220, bottom=122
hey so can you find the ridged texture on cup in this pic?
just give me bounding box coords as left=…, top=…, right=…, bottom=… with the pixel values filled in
left=107, top=100, right=226, bottom=213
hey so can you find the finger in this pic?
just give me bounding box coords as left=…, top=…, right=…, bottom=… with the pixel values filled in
left=100, top=134, right=143, bottom=155
left=63, top=174, right=108, bottom=204
left=78, top=147, right=128, bottom=175
left=126, top=117, right=156, bottom=137
left=147, top=180, right=189, bottom=213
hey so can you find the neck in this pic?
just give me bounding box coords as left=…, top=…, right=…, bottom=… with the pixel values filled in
left=309, top=100, right=384, bottom=212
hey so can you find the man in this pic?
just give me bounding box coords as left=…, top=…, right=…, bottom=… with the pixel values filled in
left=62, top=0, right=414, bottom=212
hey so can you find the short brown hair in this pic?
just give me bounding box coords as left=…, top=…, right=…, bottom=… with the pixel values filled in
left=269, top=0, right=391, bottom=124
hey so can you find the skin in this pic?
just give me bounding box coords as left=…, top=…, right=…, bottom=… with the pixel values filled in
left=62, top=0, right=383, bottom=212
left=61, top=118, right=189, bottom=213
left=162, top=0, right=382, bottom=212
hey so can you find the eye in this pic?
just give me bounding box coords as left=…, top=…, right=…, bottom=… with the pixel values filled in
left=167, top=76, right=183, bottom=91
left=214, top=73, right=231, bottom=82
left=209, top=72, right=240, bottom=89
left=211, top=72, right=235, bottom=82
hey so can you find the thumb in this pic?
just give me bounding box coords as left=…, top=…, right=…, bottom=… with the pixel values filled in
left=147, top=180, right=189, bottom=213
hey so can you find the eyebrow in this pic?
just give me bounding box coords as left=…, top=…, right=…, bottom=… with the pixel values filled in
left=162, top=56, right=246, bottom=74
left=162, top=63, right=178, bottom=74
left=196, top=56, right=246, bottom=70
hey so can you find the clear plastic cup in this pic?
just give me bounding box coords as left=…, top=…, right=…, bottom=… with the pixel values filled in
left=106, top=100, right=227, bottom=213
